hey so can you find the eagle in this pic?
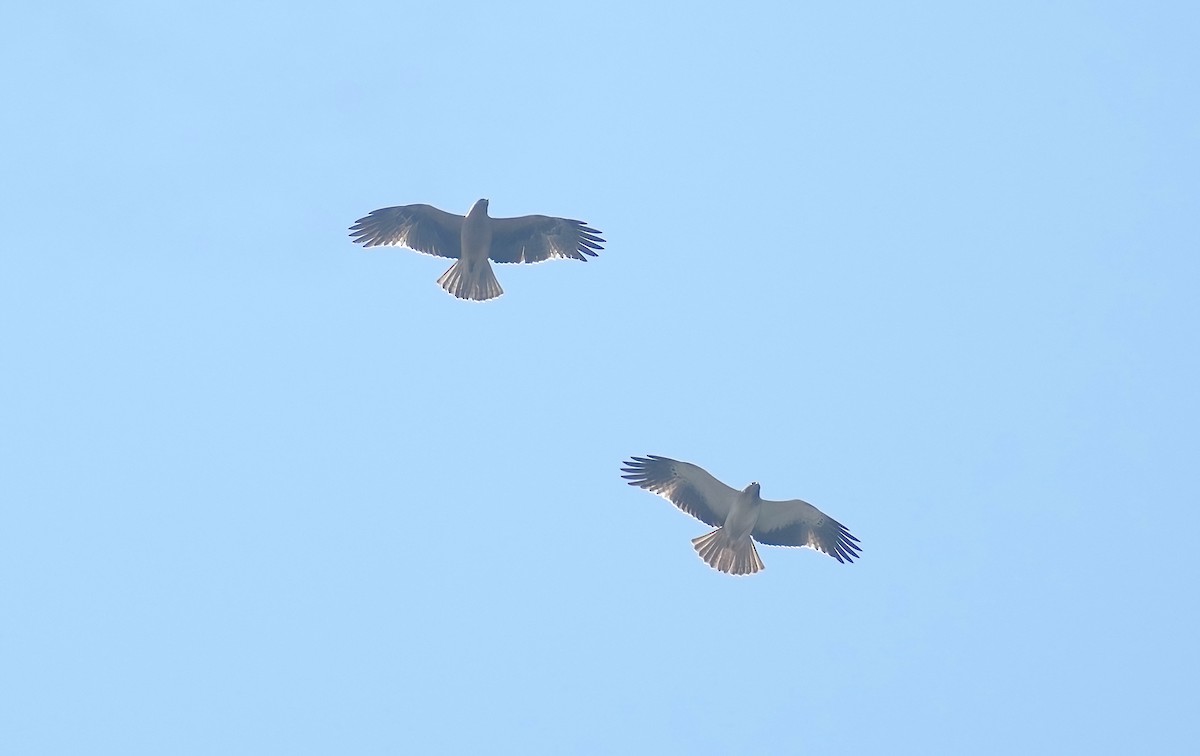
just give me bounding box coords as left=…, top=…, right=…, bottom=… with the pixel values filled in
left=349, top=198, right=605, bottom=301
left=621, top=455, right=861, bottom=576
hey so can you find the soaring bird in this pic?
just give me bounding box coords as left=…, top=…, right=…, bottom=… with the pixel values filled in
left=620, top=455, right=861, bottom=576
left=349, top=198, right=605, bottom=301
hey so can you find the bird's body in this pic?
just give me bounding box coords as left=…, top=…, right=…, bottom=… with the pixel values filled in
left=349, top=198, right=605, bottom=301
left=441, top=199, right=501, bottom=300
left=721, top=483, right=762, bottom=544
left=621, top=455, right=861, bottom=576
left=460, top=199, right=493, bottom=262
left=691, top=482, right=766, bottom=574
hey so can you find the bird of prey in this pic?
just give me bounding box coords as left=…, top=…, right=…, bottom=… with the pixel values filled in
left=620, top=455, right=861, bottom=576
left=348, top=198, right=605, bottom=301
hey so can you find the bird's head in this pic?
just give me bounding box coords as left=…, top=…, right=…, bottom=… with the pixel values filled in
left=744, top=481, right=761, bottom=496
left=468, top=198, right=490, bottom=217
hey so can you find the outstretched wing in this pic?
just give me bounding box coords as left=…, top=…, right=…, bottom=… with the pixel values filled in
left=620, top=455, right=739, bottom=527
left=487, top=215, right=605, bottom=264
left=753, top=499, right=862, bottom=563
left=349, top=204, right=464, bottom=260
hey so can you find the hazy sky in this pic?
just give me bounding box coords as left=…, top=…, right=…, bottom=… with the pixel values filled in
left=3, top=2, right=1197, bottom=754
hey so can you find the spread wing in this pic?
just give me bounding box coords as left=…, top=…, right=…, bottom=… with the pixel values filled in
left=620, top=455, right=738, bottom=527
left=753, top=499, right=862, bottom=563
left=348, top=204, right=464, bottom=260
left=487, top=215, right=605, bottom=264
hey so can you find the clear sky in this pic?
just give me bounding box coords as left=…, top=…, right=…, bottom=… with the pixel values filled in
left=2, top=1, right=1197, bottom=754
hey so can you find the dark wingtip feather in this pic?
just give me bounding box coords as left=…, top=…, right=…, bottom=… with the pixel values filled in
left=833, top=526, right=862, bottom=563
left=348, top=216, right=380, bottom=245
left=621, top=456, right=660, bottom=486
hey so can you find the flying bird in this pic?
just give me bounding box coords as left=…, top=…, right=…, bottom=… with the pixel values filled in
left=621, top=455, right=861, bottom=576
left=349, top=198, right=605, bottom=301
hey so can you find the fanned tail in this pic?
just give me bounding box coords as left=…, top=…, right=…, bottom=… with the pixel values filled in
left=691, top=528, right=764, bottom=576
left=437, top=259, right=503, bottom=301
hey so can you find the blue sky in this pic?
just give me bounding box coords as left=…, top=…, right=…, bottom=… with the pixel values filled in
left=2, top=1, right=1198, bottom=753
